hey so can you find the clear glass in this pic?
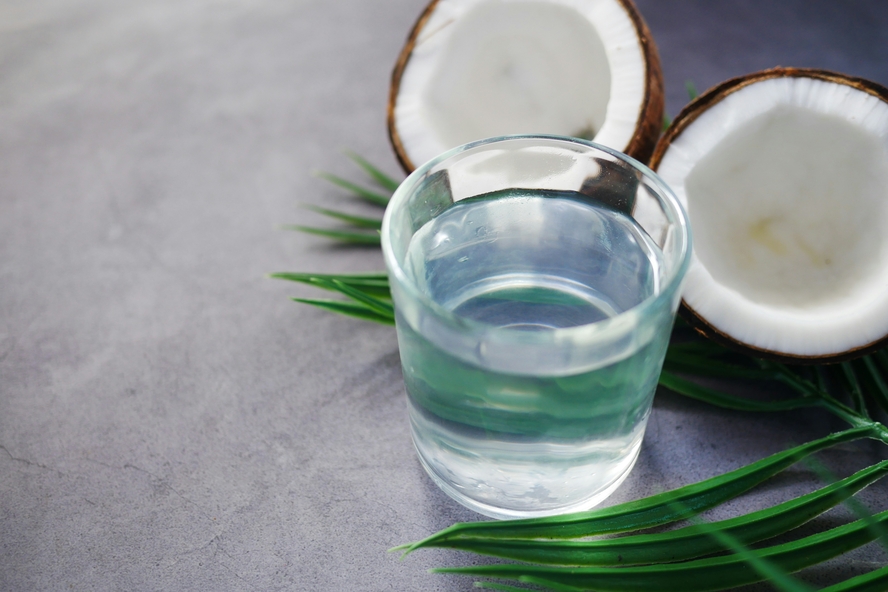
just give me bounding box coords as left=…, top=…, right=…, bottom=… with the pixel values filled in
left=381, top=135, right=692, bottom=519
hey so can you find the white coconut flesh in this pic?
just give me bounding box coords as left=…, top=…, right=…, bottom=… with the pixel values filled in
left=393, top=0, right=649, bottom=167
left=656, top=76, right=888, bottom=357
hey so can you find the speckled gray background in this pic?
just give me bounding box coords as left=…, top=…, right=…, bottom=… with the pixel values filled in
left=2, top=1, right=888, bottom=590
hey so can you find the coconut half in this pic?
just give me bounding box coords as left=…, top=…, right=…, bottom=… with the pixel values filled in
left=388, top=0, right=663, bottom=173
left=651, top=68, right=888, bottom=363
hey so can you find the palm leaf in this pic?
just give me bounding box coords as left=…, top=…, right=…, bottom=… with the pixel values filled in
left=269, top=272, right=391, bottom=299
left=284, top=225, right=381, bottom=245
left=662, top=355, right=776, bottom=380
left=658, top=371, right=817, bottom=412
left=345, top=151, right=401, bottom=191
left=862, top=356, right=888, bottom=414
left=432, top=509, right=888, bottom=592
left=291, top=297, right=394, bottom=325
left=306, top=206, right=383, bottom=229
left=674, top=507, right=815, bottom=592
left=314, top=171, right=390, bottom=206
left=322, top=279, right=394, bottom=317
left=420, top=460, right=888, bottom=566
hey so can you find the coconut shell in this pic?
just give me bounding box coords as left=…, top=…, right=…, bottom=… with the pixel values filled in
left=651, top=67, right=888, bottom=364
left=616, top=0, right=664, bottom=165
left=387, top=0, right=442, bottom=174
left=387, top=0, right=665, bottom=174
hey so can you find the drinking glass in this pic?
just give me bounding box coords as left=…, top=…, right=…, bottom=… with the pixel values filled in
left=381, top=135, right=692, bottom=519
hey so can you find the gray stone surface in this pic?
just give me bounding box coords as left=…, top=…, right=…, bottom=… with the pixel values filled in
left=1, top=0, right=887, bottom=590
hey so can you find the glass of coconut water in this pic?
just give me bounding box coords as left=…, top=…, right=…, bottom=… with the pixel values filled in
left=381, top=135, right=692, bottom=519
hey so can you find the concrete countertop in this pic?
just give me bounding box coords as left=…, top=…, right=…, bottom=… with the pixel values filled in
left=2, top=1, right=887, bottom=590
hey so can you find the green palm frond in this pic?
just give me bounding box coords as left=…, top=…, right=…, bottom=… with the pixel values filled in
left=273, top=271, right=395, bottom=325
left=344, top=150, right=401, bottom=192
left=305, top=205, right=383, bottom=229
left=292, top=155, right=395, bottom=247
left=433, top=510, right=888, bottom=591
left=284, top=225, right=381, bottom=245
left=270, top=272, right=391, bottom=299
left=312, top=171, right=391, bottom=207
left=291, top=297, right=394, bottom=325
left=406, top=460, right=888, bottom=567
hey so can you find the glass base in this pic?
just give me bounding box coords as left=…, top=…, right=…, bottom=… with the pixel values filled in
left=412, top=431, right=643, bottom=520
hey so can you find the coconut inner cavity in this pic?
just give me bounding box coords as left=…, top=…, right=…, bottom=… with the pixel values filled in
left=685, top=104, right=888, bottom=310
left=421, top=1, right=611, bottom=148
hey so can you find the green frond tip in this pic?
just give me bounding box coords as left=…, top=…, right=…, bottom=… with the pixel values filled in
left=284, top=225, right=381, bottom=245
left=314, top=171, right=390, bottom=206
left=325, top=279, right=394, bottom=316
left=306, top=206, right=382, bottom=229
left=287, top=275, right=393, bottom=318
left=840, top=361, right=869, bottom=418
left=658, top=371, right=817, bottom=412
left=344, top=150, right=401, bottom=192
left=272, top=271, right=394, bottom=324
left=291, top=298, right=394, bottom=325
left=269, top=271, right=390, bottom=299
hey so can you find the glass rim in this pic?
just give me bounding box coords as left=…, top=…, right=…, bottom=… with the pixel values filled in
left=381, top=134, right=693, bottom=342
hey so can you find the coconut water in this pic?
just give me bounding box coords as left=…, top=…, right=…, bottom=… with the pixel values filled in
left=397, top=189, right=670, bottom=518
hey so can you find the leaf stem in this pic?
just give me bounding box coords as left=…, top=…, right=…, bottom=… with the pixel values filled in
left=862, top=356, right=888, bottom=416
left=765, top=362, right=878, bottom=433
left=841, top=362, right=869, bottom=418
